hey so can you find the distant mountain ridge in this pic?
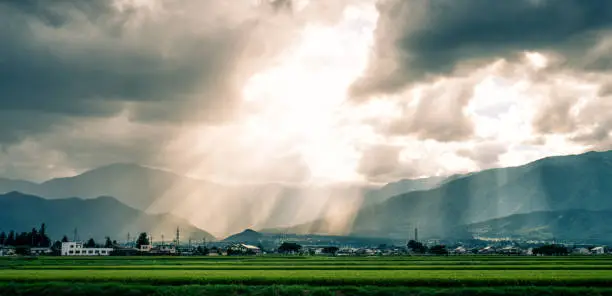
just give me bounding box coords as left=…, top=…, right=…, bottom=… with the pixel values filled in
left=287, top=150, right=612, bottom=240
left=0, top=191, right=215, bottom=242
left=223, top=229, right=264, bottom=243
left=463, top=209, right=612, bottom=243
left=0, top=163, right=446, bottom=236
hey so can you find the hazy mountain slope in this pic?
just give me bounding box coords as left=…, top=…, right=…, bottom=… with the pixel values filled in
left=0, top=164, right=447, bottom=236
left=291, top=150, right=612, bottom=239
left=0, top=178, right=38, bottom=195
left=464, top=210, right=612, bottom=242
left=361, top=176, right=447, bottom=206
left=35, top=163, right=216, bottom=212
left=0, top=191, right=215, bottom=242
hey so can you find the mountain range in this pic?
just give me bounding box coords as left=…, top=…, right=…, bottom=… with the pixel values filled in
left=279, top=150, right=612, bottom=240
left=0, top=164, right=444, bottom=236
left=0, top=191, right=215, bottom=242
left=462, top=209, right=612, bottom=243
left=2, top=149, right=612, bottom=242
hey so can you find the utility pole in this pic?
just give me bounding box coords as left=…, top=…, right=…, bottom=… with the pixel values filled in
left=73, top=228, right=78, bottom=242
left=127, top=233, right=131, bottom=247
left=414, top=227, right=418, bottom=243
left=175, top=227, right=180, bottom=247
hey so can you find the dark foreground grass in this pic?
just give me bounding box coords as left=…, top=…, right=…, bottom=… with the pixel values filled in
left=2, top=269, right=612, bottom=287
left=3, top=283, right=612, bottom=296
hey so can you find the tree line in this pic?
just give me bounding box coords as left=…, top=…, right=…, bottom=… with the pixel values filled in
left=0, top=224, right=51, bottom=248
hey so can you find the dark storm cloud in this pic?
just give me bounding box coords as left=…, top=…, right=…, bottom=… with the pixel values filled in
left=350, top=0, right=612, bottom=98
left=0, top=0, right=245, bottom=114
left=0, top=0, right=303, bottom=145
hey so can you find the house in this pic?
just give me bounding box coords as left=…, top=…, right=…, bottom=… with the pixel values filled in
left=61, top=242, right=113, bottom=256
left=111, top=246, right=139, bottom=256
left=498, top=246, right=521, bottom=255
left=30, top=247, right=52, bottom=256
left=572, top=248, right=591, bottom=255
left=452, top=246, right=467, bottom=255
left=228, top=244, right=261, bottom=255
left=150, top=245, right=176, bottom=255
left=478, top=246, right=496, bottom=254
left=0, top=246, right=16, bottom=256
left=591, top=246, right=606, bottom=255
left=139, top=245, right=153, bottom=252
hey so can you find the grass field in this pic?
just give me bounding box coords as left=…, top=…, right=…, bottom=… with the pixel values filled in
left=2, top=256, right=612, bottom=295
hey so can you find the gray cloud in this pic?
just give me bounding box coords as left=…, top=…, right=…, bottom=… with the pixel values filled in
left=350, top=0, right=612, bottom=99
left=385, top=80, right=475, bottom=142
left=457, top=142, right=508, bottom=169
left=357, top=145, right=435, bottom=182
left=532, top=95, right=577, bottom=134
left=533, top=87, right=612, bottom=149
left=600, top=83, right=612, bottom=97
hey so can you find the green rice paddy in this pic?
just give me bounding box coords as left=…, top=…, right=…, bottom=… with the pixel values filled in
left=2, top=256, right=612, bottom=295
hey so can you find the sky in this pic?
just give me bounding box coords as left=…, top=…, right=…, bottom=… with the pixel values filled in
left=1, top=0, right=612, bottom=185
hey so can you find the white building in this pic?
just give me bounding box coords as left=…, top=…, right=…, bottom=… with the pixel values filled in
left=229, top=244, right=262, bottom=255
left=591, top=246, right=606, bottom=255
left=139, top=244, right=152, bottom=252
left=30, top=247, right=52, bottom=256
left=61, top=242, right=113, bottom=256
left=0, top=246, right=16, bottom=256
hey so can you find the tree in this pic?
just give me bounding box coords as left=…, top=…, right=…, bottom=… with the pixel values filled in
left=0, top=232, right=6, bottom=246
left=39, top=223, right=51, bottom=247
left=278, top=242, right=302, bottom=254
left=104, top=237, right=113, bottom=248
left=196, top=246, right=209, bottom=256
left=51, top=241, right=62, bottom=256
left=429, top=245, right=449, bottom=256
left=31, top=228, right=39, bottom=247
left=407, top=240, right=427, bottom=254
left=533, top=244, right=569, bottom=256
left=15, top=232, right=29, bottom=246
left=6, top=231, right=15, bottom=246
left=322, top=246, right=339, bottom=255
left=61, top=235, right=69, bottom=243
left=85, top=238, right=96, bottom=248
left=136, top=232, right=149, bottom=248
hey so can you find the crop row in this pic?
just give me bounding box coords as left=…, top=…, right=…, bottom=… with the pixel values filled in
left=9, top=264, right=612, bottom=270
left=2, top=269, right=612, bottom=287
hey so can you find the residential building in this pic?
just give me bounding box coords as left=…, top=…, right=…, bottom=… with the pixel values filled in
left=228, top=244, right=261, bottom=255
left=139, top=245, right=152, bottom=252
left=30, top=247, right=52, bottom=256
left=498, top=246, right=521, bottom=255
left=61, top=242, right=113, bottom=256
left=150, top=245, right=176, bottom=255
left=0, top=246, right=16, bottom=256
left=591, top=246, right=606, bottom=255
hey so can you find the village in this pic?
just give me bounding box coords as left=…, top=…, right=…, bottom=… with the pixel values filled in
left=1, top=233, right=610, bottom=257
